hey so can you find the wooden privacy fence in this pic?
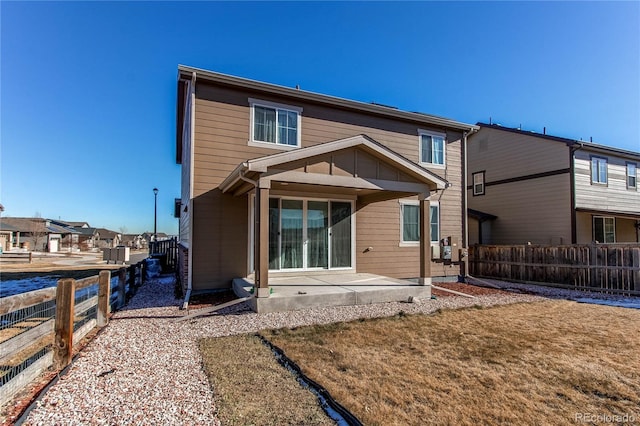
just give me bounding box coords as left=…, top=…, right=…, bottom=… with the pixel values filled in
left=469, top=244, right=640, bottom=296
left=149, top=237, right=178, bottom=272
left=0, top=261, right=146, bottom=407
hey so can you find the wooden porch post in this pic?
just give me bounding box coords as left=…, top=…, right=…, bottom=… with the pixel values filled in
left=254, top=183, right=270, bottom=297
left=419, top=193, right=432, bottom=285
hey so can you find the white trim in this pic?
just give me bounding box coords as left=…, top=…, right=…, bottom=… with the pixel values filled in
left=593, top=216, right=616, bottom=243
left=472, top=171, right=485, bottom=196
left=398, top=199, right=440, bottom=246
left=249, top=98, right=302, bottom=149
left=418, top=129, right=447, bottom=169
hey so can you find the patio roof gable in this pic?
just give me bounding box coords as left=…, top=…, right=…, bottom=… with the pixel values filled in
left=220, top=135, right=448, bottom=194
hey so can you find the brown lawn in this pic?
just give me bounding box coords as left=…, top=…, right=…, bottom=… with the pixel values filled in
left=262, top=300, right=640, bottom=426
left=199, top=334, right=335, bottom=426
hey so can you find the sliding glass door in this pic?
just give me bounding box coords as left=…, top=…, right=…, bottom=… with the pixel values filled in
left=263, top=198, right=352, bottom=271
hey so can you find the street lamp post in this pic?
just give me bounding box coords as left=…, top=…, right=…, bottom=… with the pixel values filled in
left=153, top=187, right=158, bottom=242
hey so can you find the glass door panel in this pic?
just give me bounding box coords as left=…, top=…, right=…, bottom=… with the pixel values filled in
left=331, top=202, right=352, bottom=268
left=268, top=198, right=280, bottom=270
left=281, top=199, right=303, bottom=269
left=307, top=201, right=329, bottom=268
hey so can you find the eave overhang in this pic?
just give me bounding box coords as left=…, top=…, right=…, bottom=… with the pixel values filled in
left=178, top=65, right=479, bottom=134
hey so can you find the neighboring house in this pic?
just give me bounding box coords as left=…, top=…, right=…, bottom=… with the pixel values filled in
left=467, top=124, right=640, bottom=245
left=95, top=228, right=122, bottom=248
left=0, top=217, right=78, bottom=252
left=143, top=232, right=168, bottom=243
left=175, top=66, right=478, bottom=299
left=0, top=221, right=19, bottom=252
left=122, top=234, right=146, bottom=249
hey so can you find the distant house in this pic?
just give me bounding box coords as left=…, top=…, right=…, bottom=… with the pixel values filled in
left=467, top=124, right=640, bottom=244
left=121, top=234, right=147, bottom=249
left=0, top=217, right=78, bottom=252
left=95, top=228, right=122, bottom=248
left=143, top=232, right=168, bottom=243
left=0, top=221, right=19, bottom=252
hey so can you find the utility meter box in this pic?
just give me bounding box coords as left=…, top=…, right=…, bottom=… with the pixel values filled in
left=441, top=237, right=460, bottom=262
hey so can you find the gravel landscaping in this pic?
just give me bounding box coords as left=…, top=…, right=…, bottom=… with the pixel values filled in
left=22, top=276, right=547, bottom=424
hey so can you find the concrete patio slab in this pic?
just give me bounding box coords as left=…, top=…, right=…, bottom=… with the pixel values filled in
left=232, top=273, right=432, bottom=313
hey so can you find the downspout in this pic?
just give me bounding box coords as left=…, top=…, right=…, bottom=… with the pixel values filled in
left=462, top=128, right=477, bottom=282
left=569, top=142, right=584, bottom=244
left=183, top=71, right=197, bottom=309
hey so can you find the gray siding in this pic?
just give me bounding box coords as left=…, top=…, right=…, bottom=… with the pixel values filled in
left=573, top=150, right=640, bottom=214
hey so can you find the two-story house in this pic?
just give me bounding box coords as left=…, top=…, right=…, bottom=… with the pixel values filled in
left=175, top=66, right=478, bottom=305
left=467, top=123, right=640, bottom=245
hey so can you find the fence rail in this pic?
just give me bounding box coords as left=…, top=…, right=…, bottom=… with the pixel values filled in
left=0, top=252, right=33, bottom=264
left=0, top=261, right=147, bottom=407
left=149, top=237, right=178, bottom=272
left=469, top=244, right=640, bottom=296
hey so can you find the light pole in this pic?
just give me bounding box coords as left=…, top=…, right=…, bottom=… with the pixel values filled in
left=153, top=187, right=158, bottom=242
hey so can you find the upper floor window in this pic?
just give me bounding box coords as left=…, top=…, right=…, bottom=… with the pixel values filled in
left=400, top=201, right=439, bottom=244
left=419, top=130, right=445, bottom=166
left=593, top=216, right=615, bottom=243
left=627, top=163, right=637, bottom=189
left=249, top=99, right=302, bottom=149
left=591, top=157, right=607, bottom=184
left=472, top=171, right=485, bottom=196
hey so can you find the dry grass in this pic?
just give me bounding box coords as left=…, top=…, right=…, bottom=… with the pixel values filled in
left=262, top=301, right=640, bottom=426
left=199, top=334, right=335, bottom=425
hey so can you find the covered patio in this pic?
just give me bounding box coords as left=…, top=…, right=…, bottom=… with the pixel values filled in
left=220, top=135, right=449, bottom=310
left=233, top=272, right=432, bottom=313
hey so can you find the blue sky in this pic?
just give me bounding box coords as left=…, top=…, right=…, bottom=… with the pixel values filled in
left=2, top=1, right=638, bottom=235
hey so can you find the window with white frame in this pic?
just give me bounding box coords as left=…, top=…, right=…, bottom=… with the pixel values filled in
left=627, top=163, right=637, bottom=189
left=591, top=157, right=608, bottom=184
left=472, top=171, right=485, bottom=196
left=593, top=216, right=615, bottom=243
left=419, top=130, right=445, bottom=166
left=250, top=99, right=302, bottom=148
left=400, top=201, right=439, bottom=244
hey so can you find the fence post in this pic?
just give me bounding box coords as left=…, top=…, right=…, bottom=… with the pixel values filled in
left=97, top=270, right=111, bottom=327
left=140, top=260, right=146, bottom=285
left=118, top=267, right=126, bottom=308
left=54, top=278, right=75, bottom=370
left=128, top=265, right=136, bottom=295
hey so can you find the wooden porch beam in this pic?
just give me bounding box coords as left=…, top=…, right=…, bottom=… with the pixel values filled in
left=254, top=186, right=270, bottom=297
left=419, top=194, right=432, bottom=285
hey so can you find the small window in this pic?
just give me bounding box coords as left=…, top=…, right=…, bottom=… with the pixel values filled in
left=249, top=99, right=302, bottom=148
left=472, top=172, right=485, bottom=196
left=627, top=163, right=637, bottom=189
left=593, top=216, right=615, bottom=243
left=400, top=202, right=439, bottom=244
left=419, top=130, right=446, bottom=166
left=591, top=157, right=608, bottom=184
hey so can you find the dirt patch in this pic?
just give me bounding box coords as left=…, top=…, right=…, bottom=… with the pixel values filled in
left=433, top=281, right=510, bottom=297
left=262, top=300, right=640, bottom=425
left=199, top=334, right=335, bottom=425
